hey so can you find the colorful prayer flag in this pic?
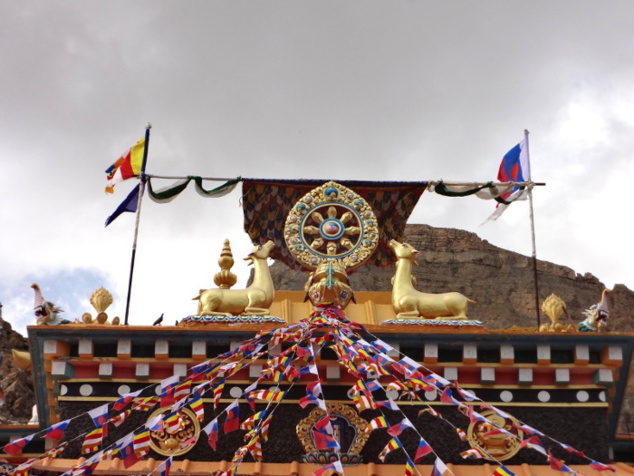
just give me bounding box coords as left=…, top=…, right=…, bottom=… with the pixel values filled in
left=113, top=389, right=142, bottom=411
left=365, top=416, right=389, bottom=433
left=110, top=409, right=131, bottom=428
left=157, top=456, right=173, bottom=476
left=431, top=456, right=448, bottom=476
left=460, top=447, right=489, bottom=459
left=188, top=393, right=205, bottom=421
left=82, top=427, right=105, bottom=455
left=414, top=438, right=433, bottom=462
left=589, top=461, right=616, bottom=472
left=493, top=465, right=516, bottom=476
left=489, top=138, right=531, bottom=220
left=404, top=456, right=417, bottom=476
left=203, top=418, right=219, bottom=451
left=88, top=403, right=109, bottom=428
left=378, top=437, right=403, bottom=462
left=3, top=434, right=35, bottom=455
left=497, top=138, right=530, bottom=201
left=223, top=401, right=240, bottom=433
left=387, top=417, right=414, bottom=437
left=105, top=183, right=141, bottom=226
left=548, top=450, right=574, bottom=472
left=105, top=137, right=145, bottom=193
left=312, top=461, right=343, bottom=476
left=133, top=429, right=152, bottom=457
left=44, top=419, right=71, bottom=440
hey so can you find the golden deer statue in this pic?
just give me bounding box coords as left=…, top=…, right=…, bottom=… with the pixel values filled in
left=389, top=240, right=475, bottom=320
left=193, top=240, right=275, bottom=316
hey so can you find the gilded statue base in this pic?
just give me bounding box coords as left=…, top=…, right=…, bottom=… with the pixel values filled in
left=381, top=318, right=484, bottom=327
left=178, top=314, right=285, bottom=326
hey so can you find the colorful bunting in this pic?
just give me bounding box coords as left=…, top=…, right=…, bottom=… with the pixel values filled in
left=378, top=437, right=403, bottom=462
left=43, top=419, right=71, bottom=440
left=414, top=437, right=433, bottom=462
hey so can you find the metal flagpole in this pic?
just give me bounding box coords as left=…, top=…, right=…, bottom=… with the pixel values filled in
left=124, top=123, right=151, bottom=325
left=524, top=129, right=541, bottom=330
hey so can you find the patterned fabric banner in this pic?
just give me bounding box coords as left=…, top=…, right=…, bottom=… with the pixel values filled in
left=242, top=179, right=427, bottom=271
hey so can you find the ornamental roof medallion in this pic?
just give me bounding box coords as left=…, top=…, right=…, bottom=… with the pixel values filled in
left=284, top=181, right=379, bottom=308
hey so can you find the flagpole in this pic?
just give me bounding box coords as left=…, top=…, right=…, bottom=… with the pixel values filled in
left=124, top=123, right=151, bottom=325
left=524, top=129, right=541, bottom=330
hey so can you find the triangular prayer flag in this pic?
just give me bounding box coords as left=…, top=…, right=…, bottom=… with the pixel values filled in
left=88, top=403, right=109, bottom=428
left=431, top=456, right=448, bottom=476
left=414, top=437, right=433, bottom=462
left=105, top=183, right=141, bottom=226
left=387, top=417, right=415, bottom=436
left=203, top=418, right=219, bottom=451
left=223, top=401, right=241, bottom=433
left=44, top=419, right=71, bottom=441
left=3, top=434, right=35, bottom=455
left=493, top=465, right=517, bottom=476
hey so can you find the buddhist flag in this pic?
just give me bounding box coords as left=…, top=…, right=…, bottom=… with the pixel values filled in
left=261, top=413, right=274, bottom=442
left=188, top=393, right=205, bottom=421
left=455, top=427, right=468, bottom=441
left=493, top=465, right=516, bottom=476
left=105, top=137, right=145, bottom=193
left=133, top=429, right=152, bottom=457
left=378, top=437, right=403, bottom=462
left=240, top=411, right=267, bottom=431
left=404, top=456, right=417, bottom=476
left=47, top=441, right=69, bottom=458
left=131, top=395, right=160, bottom=411
left=364, top=416, right=389, bottom=433
left=110, top=409, right=132, bottom=428
left=82, top=427, right=105, bottom=455
left=460, top=447, right=489, bottom=459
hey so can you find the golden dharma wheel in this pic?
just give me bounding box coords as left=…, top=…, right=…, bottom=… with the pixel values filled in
left=284, top=181, right=379, bottom=273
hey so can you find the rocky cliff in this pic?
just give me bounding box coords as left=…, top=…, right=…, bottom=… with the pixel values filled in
left=0, top=315, right=35, bottom=423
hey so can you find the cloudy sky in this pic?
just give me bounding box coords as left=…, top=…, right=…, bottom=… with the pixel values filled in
left=1, top=1, right=633, bottom=335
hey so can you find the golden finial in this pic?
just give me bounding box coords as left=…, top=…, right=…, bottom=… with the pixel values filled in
left=540, top=293, right=575, bottom=332
left=90, top=287, right=113, bottom=313
left=214, top=239, right=238, bottom=289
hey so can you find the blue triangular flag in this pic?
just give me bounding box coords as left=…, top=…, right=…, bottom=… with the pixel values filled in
left=105, top=183, right=140, bottom=227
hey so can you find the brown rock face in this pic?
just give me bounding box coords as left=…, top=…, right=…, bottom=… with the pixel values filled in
left=0, top=316, right=36, bottom=423
left=268, top=224, right=634, bottom=330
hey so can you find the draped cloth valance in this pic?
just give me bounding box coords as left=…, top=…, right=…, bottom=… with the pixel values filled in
left=241, top=179, right=427, bottom=272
